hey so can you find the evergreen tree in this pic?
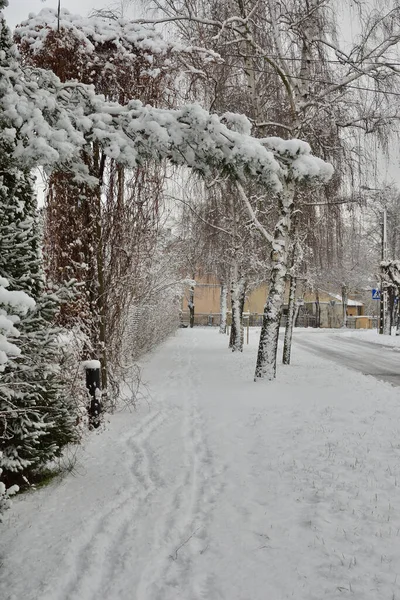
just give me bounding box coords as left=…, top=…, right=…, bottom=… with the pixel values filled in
left=0, top=13, right=79, bottom=487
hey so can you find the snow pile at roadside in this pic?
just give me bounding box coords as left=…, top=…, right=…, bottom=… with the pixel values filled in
left=1, top=328, right=400, bottom=600
left=340, top=327, right=400, bottom=348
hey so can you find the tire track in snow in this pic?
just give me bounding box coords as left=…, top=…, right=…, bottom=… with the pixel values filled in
left=40, top=409, right=167, bottom=600
left=136, top=340, right=226, bottom=600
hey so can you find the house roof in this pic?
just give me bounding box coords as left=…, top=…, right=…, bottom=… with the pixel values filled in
left=320, top=290, right=363, bottom=306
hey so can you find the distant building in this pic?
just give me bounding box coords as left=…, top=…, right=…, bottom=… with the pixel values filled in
left=182, top=276, right=367, bottom=328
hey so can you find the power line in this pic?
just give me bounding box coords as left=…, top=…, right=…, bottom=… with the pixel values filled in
left=219, top=60, right=400, bottom=97
left=228, top=53, right=400, bottom=67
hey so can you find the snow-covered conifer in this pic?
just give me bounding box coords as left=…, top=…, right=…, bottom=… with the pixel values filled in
left=0, top=14, right=79, bottom=487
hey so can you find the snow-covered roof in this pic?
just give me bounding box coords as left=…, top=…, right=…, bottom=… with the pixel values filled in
left=320, top=290, right=363, bottom=306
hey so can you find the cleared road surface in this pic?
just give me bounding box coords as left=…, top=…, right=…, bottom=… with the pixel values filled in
left=292, top=331, right=400, bottom=387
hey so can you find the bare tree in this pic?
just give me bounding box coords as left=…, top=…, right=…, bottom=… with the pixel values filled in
left=141, top=0, right=400, bottom=378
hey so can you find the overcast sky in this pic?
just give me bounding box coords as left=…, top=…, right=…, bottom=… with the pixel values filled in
left=4, top=1, right=142, bottom=29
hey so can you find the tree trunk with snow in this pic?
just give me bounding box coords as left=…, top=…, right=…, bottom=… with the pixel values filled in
left=239, top=282, right=246, bottom=350
left=396, top=290, right=400, bottom=336
left=282, top=228, right=301, bottom=365
left=385, top=286, right=395, bottom=335
left=229, top=276, right=245, bottom=352
left=188, top=283, right=195, bottom=328
left=219, top=282, right=228, bottom=334
left=341, top=284, right=348, bottom=328
left=315, top=288, right=321, bottom=328
left=282, top=273, right=297, bottom=365
left=255, top=182, right=294, bottom=380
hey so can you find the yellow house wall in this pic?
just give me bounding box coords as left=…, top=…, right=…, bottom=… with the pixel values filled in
left=183, top=279, right=363, bottom=317
left=182, top=283, right=221, bottom=313
left=182, top=282, right=270, bottom=315
left=244, top=285, right=268, bottom=313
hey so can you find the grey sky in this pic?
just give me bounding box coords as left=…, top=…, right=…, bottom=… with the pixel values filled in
left=4, top=1, right=141, bottom=30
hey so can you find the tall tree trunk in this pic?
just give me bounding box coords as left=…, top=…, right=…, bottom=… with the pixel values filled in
left=282, top=226, right=299, bottom=365
left=255, top=181, right=294, bottom=380
left=315, top=288, right=320, bottom=328
left=229, top=275, right=245, bottom=352
left=228, top=186, right=243, bottom=351
left=390, top=288, right=396, bottom=331
left=385, top=286, right=395, bottom=335
left=237, top=0, right=261, bottom=122
left=239, top=281, right=246, bottom=351
left=219, top=282, right=228, bottom=334
left=189, top=281, right=195, bottom=328
left=282, top=273, right=297, bottom=365
left=341, top=283, right=348, bottom=328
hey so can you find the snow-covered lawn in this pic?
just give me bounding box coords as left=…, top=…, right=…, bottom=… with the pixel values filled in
left=1, top=327, right=400, bottom=600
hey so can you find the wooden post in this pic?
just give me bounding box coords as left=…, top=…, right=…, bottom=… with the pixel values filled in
left=83, top=361, right=102, bottom=429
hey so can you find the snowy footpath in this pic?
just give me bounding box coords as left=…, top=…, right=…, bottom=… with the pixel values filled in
left=1, top=328, right=400, bottom=600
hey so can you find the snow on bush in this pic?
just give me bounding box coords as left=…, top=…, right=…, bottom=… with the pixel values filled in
left=16, top=8, right=220, bottom=65
left=0, top=452, right=19, bottom=521
left=0, top=279, right=34, bottom=518
left=0, top=277, right=35, bottom=368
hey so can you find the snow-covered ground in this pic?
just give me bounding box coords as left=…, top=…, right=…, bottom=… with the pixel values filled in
left=341, top=327, right=400, bottom=348
left=294, top=325, right=400, bottom=349
left=1, top=327, right=400, bottom=600
left=291, top=327, right=400, bottom=386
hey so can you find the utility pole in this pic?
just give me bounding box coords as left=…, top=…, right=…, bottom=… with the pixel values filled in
left=379, top=208, right=388, bottom=334
left=57, top=0, right=61, bottom=32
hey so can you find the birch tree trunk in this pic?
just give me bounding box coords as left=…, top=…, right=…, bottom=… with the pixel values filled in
left=282, top=226, right=300, bottom=365
left=227, top=185, right=244, bottom=351
left=230, top=275, right=245, bottom=352
left=385, top=286, right=395, bottom=335
left=255, top=181, right=294, bottom=380
left=219, top=282, right=228, bottom=334
left=282, top=273, right=297, bottom=365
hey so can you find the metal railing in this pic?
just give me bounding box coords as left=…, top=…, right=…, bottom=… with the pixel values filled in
left=180, top=311, right=317, bottom=328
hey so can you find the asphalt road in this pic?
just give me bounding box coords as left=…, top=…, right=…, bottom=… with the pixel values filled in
left=292, top=332, right=400, bottom=387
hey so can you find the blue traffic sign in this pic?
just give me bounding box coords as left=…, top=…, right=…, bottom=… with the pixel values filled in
left=372, top=288, right=381, bottom=300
